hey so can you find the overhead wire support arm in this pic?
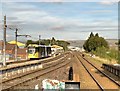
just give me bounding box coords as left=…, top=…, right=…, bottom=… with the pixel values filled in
left=9, top=28, right=31, bottom=61
left=15, top=29, right=31, bottom=61
left=17, top=35, right=31, bottom=37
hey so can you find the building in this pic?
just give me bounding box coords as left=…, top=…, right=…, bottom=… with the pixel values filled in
left=0, top=40, right=27, bottom=60
left=8, top=40, right=25, bottom=48
left=0, top=40, right=3, bottom=54
left=17, top=48, right=27, bottom=60
left=0, top=40, right=3, bottom=61
left=51, top=45, right=64, bottom=55
left=0, top=40, right=16, bottom=60
left=68, top=46, right=84, bottom=52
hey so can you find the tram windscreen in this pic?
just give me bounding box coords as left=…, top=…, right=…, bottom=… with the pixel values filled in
left=28, top=47, right=36, bottom=54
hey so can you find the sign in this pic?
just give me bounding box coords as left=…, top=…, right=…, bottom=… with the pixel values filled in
left=42, top=79, right=80, bottom=91
left=42, top=79, right=65, bottom=90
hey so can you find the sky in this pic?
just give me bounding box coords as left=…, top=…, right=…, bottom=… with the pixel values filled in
left=0, top=0, right=119, bottom=41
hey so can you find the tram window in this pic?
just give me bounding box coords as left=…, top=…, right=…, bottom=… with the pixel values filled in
left=35, top=47, right=39, bottom=52
left=28, top=48, right=35, bottom=54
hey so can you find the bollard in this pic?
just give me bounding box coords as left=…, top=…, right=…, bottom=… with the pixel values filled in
left=12, top=71, right=14, bottom=75
left=23, top=68, right=25, bottom=73
left=35, top=66, right=37, bottom=70
left=5, top=72, right=8, bottom=77
left=8, top=73, right=10, bottom=77
left=31, top=66, right=33, bottom=70
left=18, top=70, right=20, bottom=74
left=116, top=70, right=118, bottom=76
left=27, top=67, right=30, bottom=71
left=35, top=84, right=39, bottom=89
left=39, top=65, right=43, bottom=69
left=68, top=67, right=73, bottom=80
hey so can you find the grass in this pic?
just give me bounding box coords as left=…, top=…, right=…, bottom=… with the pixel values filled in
left=85, top=52, right=112, bottom=65
left=91, top=47, right=120, bottom=64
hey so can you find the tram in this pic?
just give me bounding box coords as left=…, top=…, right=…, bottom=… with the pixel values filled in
left=28, top=44, right=51, bottom=59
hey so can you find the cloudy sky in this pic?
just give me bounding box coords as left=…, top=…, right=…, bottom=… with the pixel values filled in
left=0, top=0, right=119, bottom=41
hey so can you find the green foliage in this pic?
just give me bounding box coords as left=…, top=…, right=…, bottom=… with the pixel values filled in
left=83, top=32, right=109, bottom=52
left=25, top=38, right=70, bottom=51
left=117, top=39, right=120, bottom=63
left=93, top=47, right=108, bottom=59
left=51, top=37, right=56, bottom=45
left=119, top=39, right=120, bottom=44
left=56, top=40, right=70, bottom=51
left=83, top=32, right=119, bottom=64
left=40, top=39, right=50, bottom=45
left=89, top=32, right=94, bottom=38
left=118, top=52, right=120, bottom=64
left=92, top=47, right=120, bottom=64
left=25, top=40, right=36, bottom=47
left=119, top=39, right=120, bottom=51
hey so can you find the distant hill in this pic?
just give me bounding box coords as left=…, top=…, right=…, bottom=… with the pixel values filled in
left=106, top=39, right=118, bottom=46
left=67, top=40, right=85, bottom=48
left=67, top=39, right=118, bottom=49
left=106, top=39, right=118, bottom=50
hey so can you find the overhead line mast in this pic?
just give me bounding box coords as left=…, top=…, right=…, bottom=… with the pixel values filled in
left=3, top=15, right=7, bottom=66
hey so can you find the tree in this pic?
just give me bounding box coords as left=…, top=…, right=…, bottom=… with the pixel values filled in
left=95, top=33, right=99, bottom=37
left=118, top=39, right=120, bottom=51
left=83, top=33, right=109, bottom=52
left=90, top=32, right=94, bottom=38
left=56, top=40, right=70, bottom=51
left=25, top=40, right=33, bottom=47
left=25, top=37, right=70, bottom=51
left=51, top=37, right=56, bottom=45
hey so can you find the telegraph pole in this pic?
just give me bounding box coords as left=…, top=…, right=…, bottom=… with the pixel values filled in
left=15, top=28, right=18, bottom=61
left=39, top=35, right=41, bottom=45
left=3, top=15, right=6, bottom=66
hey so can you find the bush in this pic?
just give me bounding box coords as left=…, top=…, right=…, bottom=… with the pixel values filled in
left=92, top=47, right=120, bottom=64
left=83, top=32, right=109, bottom=52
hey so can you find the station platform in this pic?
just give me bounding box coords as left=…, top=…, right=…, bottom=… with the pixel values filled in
left=0, top=56, right=55, bottom=71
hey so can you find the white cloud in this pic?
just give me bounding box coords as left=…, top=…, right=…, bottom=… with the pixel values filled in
left=1, top=2, right=118, bottom=40
left=100, top=1, right=114, bottom=5
left=99, top=1, right=118, bottom=5
left=6, top=34, right=12, bottom=38
left=1, top=0, right=119, bottom=2
left=81, top=10, right=113, bottom=14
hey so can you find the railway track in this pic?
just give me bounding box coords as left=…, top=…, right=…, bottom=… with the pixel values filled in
left=1, top=54, right=69, bottom=84
left=79, top=52, right=120, bottom=86
left=75, top=52, right=120, bottom=90
left=1, top=52, right=69, bottom=76
left=5, top=52, right=69, bottom=65
left=2, top=55, right=71, bottom=91
left=2, top=55, right=68, bottom=83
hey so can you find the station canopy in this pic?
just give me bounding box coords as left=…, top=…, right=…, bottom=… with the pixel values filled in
left=51, top=45, right=63, bottom=49
left=8, top=41, right=25, bottom=47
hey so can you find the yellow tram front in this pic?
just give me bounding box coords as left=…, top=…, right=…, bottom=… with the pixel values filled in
left=28, top=44, right=51, bottom=59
